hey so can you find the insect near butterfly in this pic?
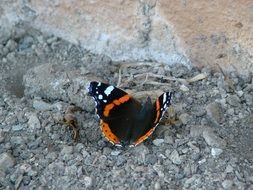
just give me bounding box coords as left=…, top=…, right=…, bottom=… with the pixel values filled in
left=88, top=81, right=172, bottom=147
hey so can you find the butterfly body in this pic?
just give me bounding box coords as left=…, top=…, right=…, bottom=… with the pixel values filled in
left=88, top=81, right=172, bottom=147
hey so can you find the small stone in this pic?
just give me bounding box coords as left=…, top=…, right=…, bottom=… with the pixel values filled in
left=27, top=113, right=41, bottom=130
left=154, top=181, right=161, bottom=190
left=206, top=102, right=223, bottom=124
left=0, top=130, right=4, bottom=143
left=61, top=145, right=74, bottom=155
left=226, top=95, right=241, bottom=107
left=2, top=47, right=9, bottom=56
left=75, top=143, right=84, bottom=152
left=15, top=175, right=23, bottom=190
left=170, top=150, right=181, bottom=165
left=81, top=176, right=93, bottom=187
left=202, top=129, right=226, bottom=148
left=12, top=124, right=24, bottom=131
left=193, top=107, right=206, bottom=117
left=190, top=125, right=206, bottom=137
left=236, top=90, right=244, bottom=97
left=244, top=94, right=253, bottom=106
left=46, top=152, right=58, bottom=161
left=0, top=153, right=15, bottom=172
left=211, top=148, right=223, bottom=157
left=222, top=180, right=233, bottom=189
left=153, top=139, right=164, bottom=146
left=225, top=164, right=234, bottom=173
left=5, top=39, right=17, bottom=51
left=180, top=84, right=189, bottom=92
left=179, top=113, right=190, bottom=125
left=20, top=163, right=32, bottom=173
left=187, top=142, right=200, bottom=153
left=164, top=135, right=174, bottom=144
left=33, top=99, right=53, bottom=111
left=145, top=154, right=157, bottom=165
left=248, top=176, right=253, bottom=183
left=37, top=186, right=48, bottom=190
left=181, top=148, right=189, bottom=154
left=19, top=35, right=34, bottom=50
left=64, top=165, right=77, bottom=176
left=111, top=150, right=121, bottom=156
left=10, top=136, right=25, bottom=145
left=153, top=164, right=164, bottom=177
left=198, top=158, right=206, bottom=164
left=46, top=36, right=58, bottom=44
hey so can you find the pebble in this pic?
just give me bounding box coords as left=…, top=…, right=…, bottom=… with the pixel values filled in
left=225, top=164, right=234, bottom=173
left=81, top=176, right=93, bottom=188
left=226, top=95, right=241, bottom=107
left=46, top=36, right=58, bottom=44
left=15, top=175, right=23, bottom=190
left=154, top=181, right=161, bottom=190
left=202, top=129, right=226, bottom=148
left=64, top=165, right=77, bottom=176
left=6, top=39, right=17, bottom=51
left=222, top=180, right=233, bottom=189
left=190, top=125, right=206, bottom=137
left=153, top=139, right=164, bottom=146
left=244, top=94, right=253, bottom=106
left=236, top=90, right=244, bottom=97
left=12, top=124, right=24, bottom=131
left=178, top=113, right=190, bottom=125
left=206, top=102, right=223, bottom=124
left=169, top=150, right=182, bottom=165
left=111, top=150, right=121, bottom=156
left=61, top=145, right=74, bottom=155
left=33, top=99, right=53, bottom=111
left=153, top=164, right=164, bottom=178
left=211, top=148, right=223, bottom=157
left=180, top=84, right=189, bottom=92
left=18, top=35, right=34, bottom=50
left=0, top=153, right=15, bottom=172
left=27, top=113, right=41, bottom=130
left=20, top=163, right=32, bottom=173
left=164, top=135, right=174, bottom=144
left=10, top=136, right=25, bottom=145
left=0, top=130, right=4, bottom=143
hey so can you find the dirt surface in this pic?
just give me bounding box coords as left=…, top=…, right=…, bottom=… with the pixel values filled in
left=0, top=23, right=253, bottom=189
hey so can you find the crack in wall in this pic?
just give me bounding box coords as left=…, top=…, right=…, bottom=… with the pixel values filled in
left=137, top=0, right=157, bottom=48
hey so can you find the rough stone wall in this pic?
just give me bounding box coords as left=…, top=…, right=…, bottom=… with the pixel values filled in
left=1, top=0, right=252, bottom=74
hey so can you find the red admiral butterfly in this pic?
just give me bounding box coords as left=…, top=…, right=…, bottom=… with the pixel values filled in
left=88, top=81, right=172, bottom=147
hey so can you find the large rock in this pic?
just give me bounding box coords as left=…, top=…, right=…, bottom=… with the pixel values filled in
left=23, top=62, right=101, bottom=112
left=1, top=1, right=253, bottom=74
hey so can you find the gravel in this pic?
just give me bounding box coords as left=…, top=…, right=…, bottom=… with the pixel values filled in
left=0, top=23, right=252, bottom=189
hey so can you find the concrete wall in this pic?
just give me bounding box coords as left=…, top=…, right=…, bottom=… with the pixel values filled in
left=1, top=0, right=253, bottom=74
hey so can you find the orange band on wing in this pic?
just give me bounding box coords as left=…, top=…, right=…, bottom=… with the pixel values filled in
left=133, top=127, right=156, bottom=146
left=104, top=103, right=115, bottom=117
left=100, top=121, right=120, bottom=144
left=118, top=95, right=130, bottom=103
left=103, top=95, right=131, bottom=117
left=154, top=99, right=161, bottom=123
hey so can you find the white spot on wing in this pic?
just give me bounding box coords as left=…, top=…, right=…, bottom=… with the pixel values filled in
left=103, top=99, right=107, bottom=103
left=98, top=82, right=101, bottom=86
left=163, top=93, right=167, bottom=104
left=98, top=95, right=103, bottom=100
left=104, top=86, right=114, bottom=96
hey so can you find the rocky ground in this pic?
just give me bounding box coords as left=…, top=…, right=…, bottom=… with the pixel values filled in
left=0, top=23, right=253, bottom=190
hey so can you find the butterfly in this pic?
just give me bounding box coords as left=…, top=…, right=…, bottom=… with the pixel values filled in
left=88, top=81, right=172, bottom=147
